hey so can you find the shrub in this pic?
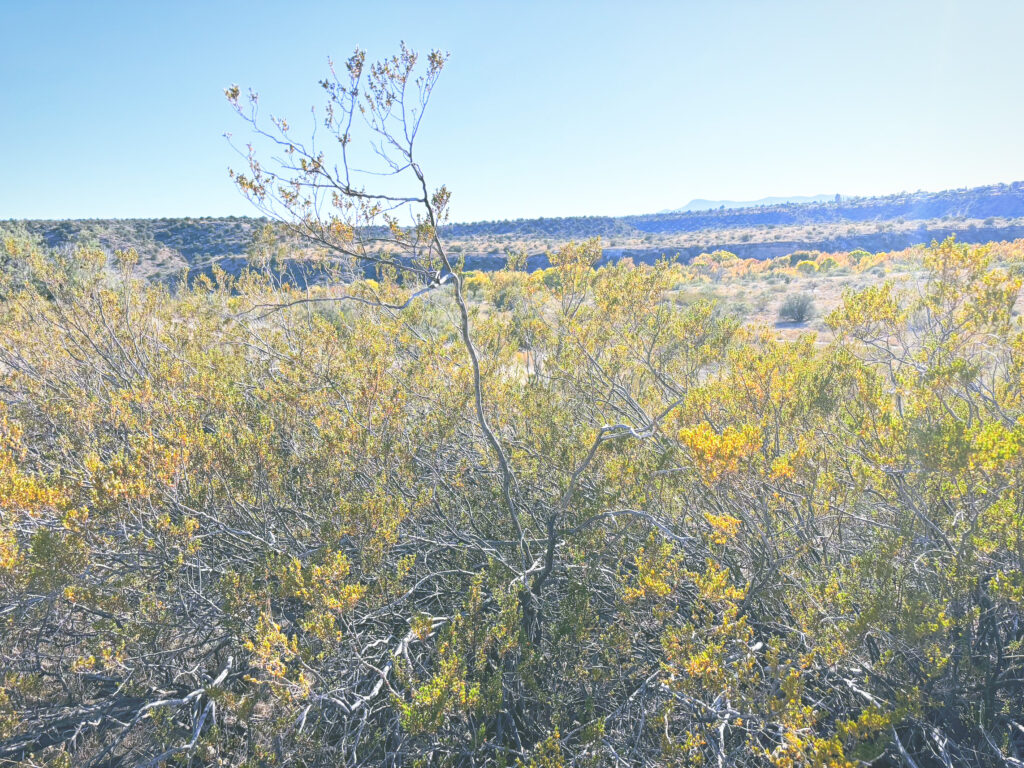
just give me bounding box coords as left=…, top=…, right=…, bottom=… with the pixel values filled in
left=707, top=249, right=738, bottom=263
left=796, top=259, right=819, bottom=274
left=538, top=267, right=562, bottom=290
left=462, top=271, right=489, bottom=296
left=778, top=292, right=815, bottom=322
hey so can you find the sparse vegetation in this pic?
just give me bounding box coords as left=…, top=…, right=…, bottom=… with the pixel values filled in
left=4, top=39, right=1024, bottom=768
left=6, top=180, right=1024, bottom=285
left=4, top=219, right=1024, bottom=766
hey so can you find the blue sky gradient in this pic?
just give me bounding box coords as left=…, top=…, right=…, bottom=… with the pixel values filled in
left=2, top=0, right=1022, bottom=221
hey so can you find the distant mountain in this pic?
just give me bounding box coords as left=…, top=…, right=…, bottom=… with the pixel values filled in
left=663, top=194, right=836, bottom=213
left=442, top=182, right=1024, bottom=239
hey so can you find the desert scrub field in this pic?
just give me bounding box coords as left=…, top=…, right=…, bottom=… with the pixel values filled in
left=2, top=230, right=1024, bottom=766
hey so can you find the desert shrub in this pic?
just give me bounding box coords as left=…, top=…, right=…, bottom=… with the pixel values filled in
left=462, top=271, right=489, bottom=296
left=6, top=239, right=1023, bottom=767
left=486, top=270, right=527, bottom=309
left=724, top=300, right=749, bottom=319
left=796, top=259, right=819, bottom=274
left=6, top=48, right=1024, bottom=768
left=707, top=249, right=738, bottom=263
left=778, top=291, right=815, bottom=322
left=536, top=266, right=561, bottom=290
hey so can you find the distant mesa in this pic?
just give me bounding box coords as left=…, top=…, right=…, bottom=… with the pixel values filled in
left=7, top=180, right=1024, bottom=282
left=662, top=194, right=836, bottom=213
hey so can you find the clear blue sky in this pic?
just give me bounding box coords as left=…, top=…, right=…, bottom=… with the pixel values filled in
left=2, top=0, right=1022, bottom=222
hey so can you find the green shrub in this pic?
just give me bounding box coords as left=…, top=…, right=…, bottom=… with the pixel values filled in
left=778, top=292, right=815, bottom=322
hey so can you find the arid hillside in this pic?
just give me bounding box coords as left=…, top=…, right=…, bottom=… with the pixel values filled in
left=7, top=181, right=1024, bottom=282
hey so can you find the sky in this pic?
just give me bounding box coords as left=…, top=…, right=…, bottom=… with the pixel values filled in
left=2, top=0, right=1023, bottom=222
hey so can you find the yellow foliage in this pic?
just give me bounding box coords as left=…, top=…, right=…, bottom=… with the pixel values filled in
left=678, top=422, right=759, bottom=480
